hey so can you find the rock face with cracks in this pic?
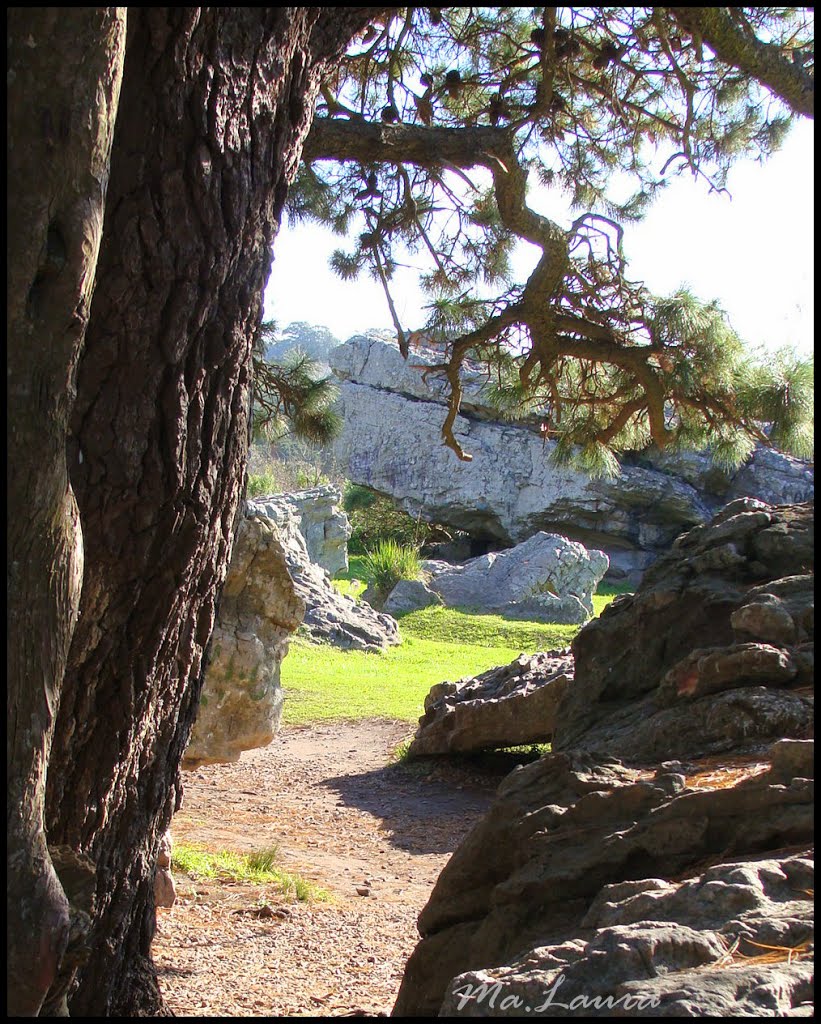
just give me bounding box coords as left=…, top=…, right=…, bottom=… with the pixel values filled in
left=393, top=501, right=814, bottom=1017
left=330, top=337, right=813, bottom=580
left=249, top=485, right=351, bottom=576
left=247, top=499, right=400, bottom=653
left=555, top=499, right=813, bottom=760
left=409, top=651, right=574, bottom=757
left=421, top=532, right=609, bottom=624
left=184, top=515, right=305, bottom=769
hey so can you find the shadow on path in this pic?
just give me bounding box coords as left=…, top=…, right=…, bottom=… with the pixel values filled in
left=320, top=750, right=539, bottom=856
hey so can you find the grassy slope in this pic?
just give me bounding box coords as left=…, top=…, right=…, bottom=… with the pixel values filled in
left=281, top=565, right=632, bottom=726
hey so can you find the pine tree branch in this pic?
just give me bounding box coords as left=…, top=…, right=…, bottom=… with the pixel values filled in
left=668, top=7, right=814, bottom=117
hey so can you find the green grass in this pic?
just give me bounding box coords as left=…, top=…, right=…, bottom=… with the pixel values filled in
left=284, top=567, right=634, bottom=728
left=281, top=606, right=579, bottom=727
left=331, top=554, right=369, bottom=599
left=171, top=842, right=328, bottom=901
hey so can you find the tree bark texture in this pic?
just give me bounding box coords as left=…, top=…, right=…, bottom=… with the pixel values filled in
left=7, top=9, right=127, bottom=1016
left=7, top=6, right=377, bottom=1016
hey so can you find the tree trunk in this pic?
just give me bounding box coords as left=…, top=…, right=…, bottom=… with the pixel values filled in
left=7, top=9, right=127, bottom=1016
left=8, top=6, right=375, bottom=1016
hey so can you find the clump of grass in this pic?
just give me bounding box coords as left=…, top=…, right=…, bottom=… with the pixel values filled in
left=247, top=470, right=282, bottom=498
left=363, top=539, right=425, bottom=599
left=392, top=738, right=415, bottom=763
left=171, top=842, right=328, bottom=901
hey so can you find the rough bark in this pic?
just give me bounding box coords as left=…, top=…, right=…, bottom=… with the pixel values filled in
left=7, top=6, right=376, bottom=1017
left=7, top=9, right=127, bottom=1016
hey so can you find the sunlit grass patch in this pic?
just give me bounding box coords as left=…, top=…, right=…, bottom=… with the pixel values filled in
left=171, top=842, right=329, bottom=901
left=284, top=576, right=633, bottom=727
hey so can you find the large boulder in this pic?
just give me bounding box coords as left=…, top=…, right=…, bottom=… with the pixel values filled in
left=383, top=578, right=443, bottom=616
left=250, top=484, right=351, bottom=576
left=423, top=532, right=609, bottom=623
left=330, top=337, right=813, bottom=578
left=438, top=844, right=814, bottom=1017
left=184, top=515, right=305, bottom=769
left=408, top=650, right=573, bottom=757
left=247, top=499, right=400, bottom=652
left=555, top=499, right=814, bottom=760
left=394, top=501, right=814, bottom=1017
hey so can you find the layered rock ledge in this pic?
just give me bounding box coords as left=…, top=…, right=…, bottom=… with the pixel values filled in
left=331, top=337, right=813, bottom=580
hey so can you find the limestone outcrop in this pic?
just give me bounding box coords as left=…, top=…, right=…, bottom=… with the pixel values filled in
left=409, top=651, right=573, bottom=757
left=184, top=515, right=305, bottom=769
left=247, top=499, right=400, bottom=652
left=422, top=532, right=609, bottom=623
left=394, top=501, right=814, bottom=1017
left=330, top=337, right=813, bottom=579
left=383, top=578, right=443, bottom=616
left=250, top=484, right=351, bottom=576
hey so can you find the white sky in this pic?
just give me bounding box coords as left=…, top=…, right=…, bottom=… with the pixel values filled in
left=264, top=118, right=813, bottom=357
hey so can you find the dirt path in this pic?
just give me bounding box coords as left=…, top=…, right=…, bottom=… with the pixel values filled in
left=153, top=720, right=501, bottom=1017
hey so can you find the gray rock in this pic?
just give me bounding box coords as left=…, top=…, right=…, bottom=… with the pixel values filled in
left=424, top=533, right=609, bottom=622
left=408, top=650, right=573, bottom=756
left=248, top=484, right=351, bottom=576
left=184, top=516, right=305, bottom=769
left=383, top=578, right=443, bottom=616
left=258, top=506, right=400, bottom=652
left=332, top=379, right=711, bottom=560
left=329, top=338, right=813, bottom=577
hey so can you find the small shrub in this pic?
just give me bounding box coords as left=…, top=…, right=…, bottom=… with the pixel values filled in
left=344, top=483, right=443, bottom=554
left=363, top=539, right=425, bottom=598
left=247, top=470, right=282, bottom=497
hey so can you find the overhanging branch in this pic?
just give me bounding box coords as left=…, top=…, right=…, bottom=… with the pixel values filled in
left=668, top=7, right=814, bottom=118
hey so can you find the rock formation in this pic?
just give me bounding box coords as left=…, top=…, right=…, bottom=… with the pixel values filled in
left=330, top=337, right=813, bottom=580
left=250, top=484, right=351, bottom=576
left=555, top=498, right=813, bottom=760
left=409, top=651, right=573, bottom=757
left=184, top=515, right=306, bottom=769
left=383, top=578, right=444, bottom=616
left=247, top=498, right=400, bottom=652
left=421, top=533, right=609, bottom=623
left=394, top=501, right=814, bottom=1017
left=186, top=498, right=397, bottom=772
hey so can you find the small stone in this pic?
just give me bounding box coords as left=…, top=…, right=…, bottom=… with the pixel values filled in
left=732, top=596, right=797, bottom=646
left=356, top=885, right=371, bottom=896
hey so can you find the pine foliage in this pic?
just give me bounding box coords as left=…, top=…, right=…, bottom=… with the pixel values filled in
left=294, top=6, right=813, bottom=470
left=252, top=322, right=341, bottom=446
